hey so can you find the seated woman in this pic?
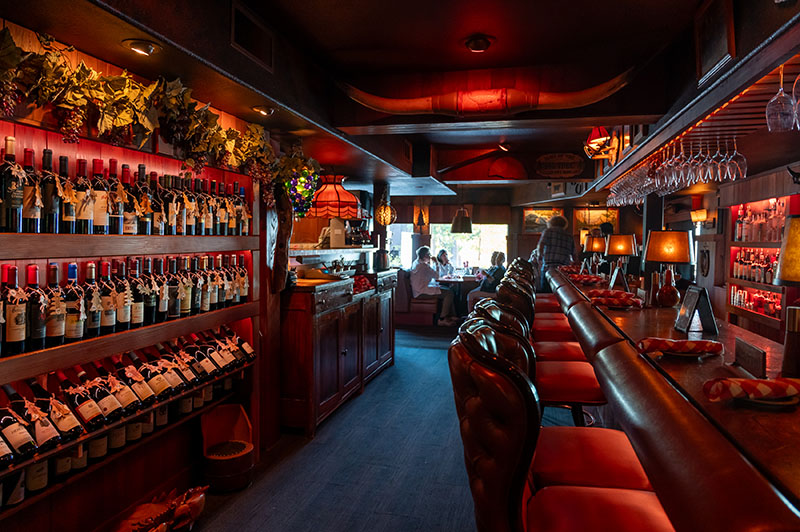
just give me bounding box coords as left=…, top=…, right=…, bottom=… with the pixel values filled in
left=435, top=249, right=455, bottom=278
left=410, top=246, right=458, bottom=326
left=466, top=252, right=506, bottom=312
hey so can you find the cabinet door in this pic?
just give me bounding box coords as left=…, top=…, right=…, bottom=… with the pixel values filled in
left=340, top=302, right=362, bottom=397
left=378, top=290, right=394, bottom=365
left=362, top=296, right=380, bottom=380
left=315, top=310, right=342, bottom=419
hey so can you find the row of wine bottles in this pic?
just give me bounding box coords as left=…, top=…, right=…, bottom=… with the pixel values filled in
left=1, top=253, right=249, bottom=357
left=0, top=325, right=254, bottom=507
left=0, top=136, right=251, bottom=236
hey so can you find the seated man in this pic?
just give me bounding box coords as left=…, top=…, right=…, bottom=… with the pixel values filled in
left=467, top=252, right=506, bottom=312
left=410, top=246, right=457, bottom=326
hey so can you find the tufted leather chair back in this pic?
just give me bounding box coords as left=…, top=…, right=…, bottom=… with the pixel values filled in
left=459, top=318, right=536, bottom=376
left=449, top=324, right=542, bottom=532
left=473, top=299, right=530, bottom=339
left=505, top=271, right=536, bottom=296
left=507, top=262, right=534, bottom=283
left=510, top=257, right=536, bottom=277
left=496, top=279, right=534, bottom=326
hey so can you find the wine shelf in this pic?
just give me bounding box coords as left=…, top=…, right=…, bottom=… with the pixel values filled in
left=726, top=305, right=782, bottom=329
left=728, top=279, right=784, bottom=293
left=728, top=241, right=782, bottom=249
left=0, top=234, right=259, bottom=260
left=0, top=388, right=237, bottom=521
left=0, top=301, right=259, bottom=385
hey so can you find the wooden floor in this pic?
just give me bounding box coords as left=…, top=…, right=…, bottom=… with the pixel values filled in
left=197, top=326, right=572, bottom=532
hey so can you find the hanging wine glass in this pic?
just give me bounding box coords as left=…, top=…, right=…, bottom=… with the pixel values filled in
left=729, top=137, right=747, bottom=180
left=711, top=139, right=726, bottom=182
left=720, top=139, right=733, bottom=181
left=766, top=64, right=796, bottom=132
left=680, top=141, right=695, bottom=186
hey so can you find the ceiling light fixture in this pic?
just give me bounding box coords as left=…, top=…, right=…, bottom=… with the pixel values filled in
left=464, top=33, right=493, bottom=53
left=252, top=105, right=276, bottom=117
left=122, top=39, right=161, bottom=57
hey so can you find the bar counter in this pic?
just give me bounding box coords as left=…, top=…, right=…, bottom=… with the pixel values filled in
left=589, top=298, right=800, bottom=507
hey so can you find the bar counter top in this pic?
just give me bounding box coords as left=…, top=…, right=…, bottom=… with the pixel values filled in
left=594, top=302, right=800, bottom=507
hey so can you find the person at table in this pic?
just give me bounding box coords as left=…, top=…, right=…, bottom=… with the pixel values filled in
left=466, top=252, right=506, bottom=312
left=536, top=215, right=576, bottom=292
left=435, top=249, right=455, bottom=278
left=410, top=246, right=458, bottom=326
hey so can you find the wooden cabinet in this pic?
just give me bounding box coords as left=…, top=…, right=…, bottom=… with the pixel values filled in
left=378, top=290, right=394, bottom=367
left=362, top=295, right=381, bottom=380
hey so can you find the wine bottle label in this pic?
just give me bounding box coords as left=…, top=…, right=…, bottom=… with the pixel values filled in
left=65, top=312, right=84, bottom=339
left=168, top=202, right=177, bottom=227
left=93, top=190, right=109, bottom=225
left=75, top=398, right=103, bottom=423
left=205, top=210, right=213, bottom=228
left=62, top=202, right=76, bottom=222
left=86, top=310, right=101, bottom=329
left=100, top=295, right=117, bottom=326
left=114, top=385, right=139, bottom=409
left=193, top=392, right=204, bottom=409
left=146, top=374, right=171, bottom=395
left=176, top=209, right=185, bottom=234
left=22, top=185, right=41, bottom=219
left=218, top=208, right=228, bottom=223
left=0, top=434, right=12, bottom=458
left=158, top=286, right=169, bottom=313
left=109, top=426, right=126, bottom=449
left=88, top=436, right=108, bottom=459
left=228, top=213, right=236, bottom=228
left=202, top=385, right=214, bottom=402
left=25, top=462, right=48, bottom=492
left=28, top=301, right=47, bottom=339
left=241, top=341, right=255, bottom=356
left=241, top=275, right=249, bottom=297
left=131, top=302, right=144, bottom=324
left=217, top=347, right=236, bottom=366
left=179, top=397, right=193, bottom=414
left=54, top=455, right=72, bottom=476
left=209, top=284, right=218, bottom=305
left=117, top=298, right=131, bottom=324
left=178, top=366, right=196, bottom=383
left=122, top=212, right=138, bottom=234
left=181, top=285, right=192, bottom=312
left=208, top=349, right=228, bottom=368
left=126, top=421, right=142, bottom=441
left=2, top=422, right=35, bottom=451
left=7, top=184, right=22, bottom=208
left=71, top=443, right=87, bottom=470
left=46, top=300, right=66, bottom=337
left=199, top=357, right=217, bottom=375
left=141, top=412, right=154, bottom=434
left=152, top=212, right=165, bottom=233
left=50, top=402, right=81, bottom=434
left=167, top=286, right=180, bottom=317
left=33, top=417, right=60, bottom=447
left=5, top=303, right=26, bottom=342
left=201, top=288, right=211, bottom=311
left=186, top=203, right=196, bottom=226
left=130, top=380, right=155, bottom=402
left=155, top=405, right=168, bottom=426
left=162, top=369, right=184, bottom=389
left=75, top=190, right=93, bottom=220
left=95, top=394, right=122, bottom=417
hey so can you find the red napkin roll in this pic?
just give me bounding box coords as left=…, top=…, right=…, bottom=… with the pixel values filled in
left=559, top=265, right=581, bottom=274
left=703, top=377, right=800, bottom=402
left=569, top=274, right=605, bottom=285
left=637, top=337, right=724, bottom=355
left=591, top=297, right=644, bottom=308
left=587, top=289, right=636, bottom=299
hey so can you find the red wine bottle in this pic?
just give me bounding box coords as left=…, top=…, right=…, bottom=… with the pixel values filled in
left=107, top=159, right=124, bottom=235
left=91, top=361, right=141, bottom=416
left=121, top=164, right=138, bottom=235
left=230, top=254, right=241, bottom=305
left=207, top=255, right=219, bottom=311
left=91, top=159, right=109, bottom=235
left=152, top=342, right=201, bottom=386
left=21, top=148, right=42, bottom=234
left=179, top=256, right=192, bottom=318
left=0, top=424, right=15, bottom=468
left=140, top=257, right=157, bottom=326
left=190, top=256, right=201, bottom=315
left=238, top=253, right=249, bottom=303
left=64, top=262, right=85, bottom=343
left=200, top=329, right=245, bottom=367
left=113, top=259, right=131, bottom=331
left=166, top=257, right=181, bottom=321
left=135, top=164, right=152, bottom=235
left=98, top=261, right=116, bottom=336
left=199, top=256, right=211, bottom=314
left=128, top=258, right=144, bottom=329
left=74, top=158, right=94, bottom=235
left=221, top=254, right=233, bottom=308
left=221, top=324, right=256, bottom=362
left=188, top=332, right=233, bottom=370
left=142, top=348, right=187, bottom=393
left=153, top=257, right=168, bottom=323
left=26, top=377, right=83, bottom=441
left=1, top=137, right=24, bottom=234
left=182, top=176, right=196, bottom=236
left=73, top=366, right=123, bottom=422
left=40, top=149, right=60, bottom=234
left=172, top=336, right=219, bottom=378
left=55, top=369, right=106, bottom=431
left=25, top=264, right=47, bottom=352
left=192, top=177, right=205, bottom=236
left=151, top=172, right=166, bottom=236
left=226, top=184, right=237, bottom=235
left=2, top=383, right=60, bottom=451
left=45, top=263, right=66, bottom=348
left=83, top=262, right=101, bottom=338
left=58, top=156, right=75, bottom=234
left=173, top=176, right=186, bottom=236
left=127, top=352, right=173, bottom=399
left=4, top=266, right=27, bottom=355
left=0, top=394, right=37, bottom=458
left=110, top=355, right=156, bottom=406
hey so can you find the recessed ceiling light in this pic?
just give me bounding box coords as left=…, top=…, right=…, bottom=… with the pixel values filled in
left=464, top=33, right=493, bottom=53
left=122, top=39, right=161, bottom=57
left=252, top=105, right=276, bottom=117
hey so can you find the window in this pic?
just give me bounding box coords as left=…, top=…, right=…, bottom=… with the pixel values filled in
left=387, top=223, right=508, bottom=269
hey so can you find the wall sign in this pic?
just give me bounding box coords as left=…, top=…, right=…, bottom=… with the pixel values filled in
left=535, top=153, right=585, bottom=179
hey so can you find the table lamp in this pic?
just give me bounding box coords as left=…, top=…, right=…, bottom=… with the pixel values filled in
left=643, top=230, right=692, bottom=307
left=605, top=234, right=637, bottom=291
left=580, top=236, right=607, bottom=274
left=774, top=215, right=800, bottom=286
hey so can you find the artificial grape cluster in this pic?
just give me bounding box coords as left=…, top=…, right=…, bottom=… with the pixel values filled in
left=284, top=166, right=320, bottom=217
left=0, top=80, right=21, bottom=118
left=57, top=107, right=86, bottom=144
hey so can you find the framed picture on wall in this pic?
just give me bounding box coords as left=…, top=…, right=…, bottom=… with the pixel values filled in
left=523, top=208, right=564, bottom=233
left=572, top=208, right=619, bottom=234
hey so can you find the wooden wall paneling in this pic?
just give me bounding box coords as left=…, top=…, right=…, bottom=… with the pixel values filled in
left=260, top=199, right=281, bottom=448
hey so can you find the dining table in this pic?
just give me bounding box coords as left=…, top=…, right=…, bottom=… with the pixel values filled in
left=436, top=275, right=481, bottom=316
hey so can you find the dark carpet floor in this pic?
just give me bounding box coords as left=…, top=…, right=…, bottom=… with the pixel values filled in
left=197, top=326, right=572, bottom=532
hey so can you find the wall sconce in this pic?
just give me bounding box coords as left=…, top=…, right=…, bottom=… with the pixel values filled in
left=584, top=127, right=619, bottom=165
left=690, top=209, right=708, bottom=223
left=413, top=204, right=429, bottom=234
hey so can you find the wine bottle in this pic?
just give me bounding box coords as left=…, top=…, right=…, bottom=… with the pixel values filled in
left=188, top=332, right=233, bottom=370
left=0, top=429, right=14, bottom=469
left=26, top=378, right=82, bottom=440
left=226, top=184, right=237, bottom=235
left=221, top=324, right=256, bottom=362
left=170, top=337, right=217, bottom=380
left=121, top=164, right=139, bottom=235
left=216, top=181, right=228, bottom=236
left=199, top=329, right=244, bottom=367
left=238, top=253, right=249, bottom=303
left=140, top=257, right=158, bottom=326
left=0, top=395, right=37, bottom=458
left=74, top=159, right=94, bottom=235
left=98, top=261, right=116, bottom=336
left=110, top=355, right=155, bottom=406
left=230, top=254, right=241, bottom=305
left=2, top=383, right=60, bottom=451
left=73, top=366, right=123, bottom=422
left=183, top=176, right=196, bottom=236
left=40, top=149, right=60, bottom=234
left=2, top=136, right=24, bottom=233
left=190, top=256, right=201, bottom=315
left=164, top=175, right=177, bottom=236
left=153, top=257, right=168, bottom=323
left=91, top=159, right=109, bottom=235
left=58, top=156, right=75, bottom=234
left=166, top=257, right=181, bottom=321
left=199, top=256, right=211, bottom=314
left=91, top=361, right=141, bottom=416
left=152, top=172, right=167, bottom=236
left=84, top=262, right=101, bottom=338
left=113, top=260, right=131, bottom=332
left=179, top=256, right=192, bottom=318
left=152, top=342, right=200, bottom=386
left=45, top=263, right=66, bottom=348
left=232, top=182, right=242, bottom=236
left=222, top=254, right=234, bottom=307
left=63, top=262, right=85, bottom=343
left=21, top=148, right=42, bottom=234
left=127, top=351, right=173, bottom=399
left=203, top=179, right=215, bottom=235
left=4, top=266, right=27, bottom=355
left=128, top=258, right=144, bottom=329
left=135, top=164, right=152, bottom=236
left=25, top=264, right=47, bottom=352
left=142, top=348, right=187, bottom=393
left=216, top=255, right=228, bottom=309
left=207, top=255, right=219, bottom=311
left=192, top=177, right=205, bottom=236
left=174, top=176, right=186, bottom=236
left=239, top=186, right=249, bottom=236
left=107, top=159, right=124, bottom=235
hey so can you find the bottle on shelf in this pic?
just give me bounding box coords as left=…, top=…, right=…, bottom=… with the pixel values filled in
left=126, top=351, right=173, bottom=399
left=179, top=256, right=193, bottom=318
left=238, top=254, right=249, bottom=303
left=110, top=354, right=156, bottom=406
left=189, top=256, right=202, bottom=315
left=152, top=342, right=201, bottom=387
left=90, top=360, right=142, bottom=417
left=199, top=256, right=211, bottom=314
left=2, top=136, right=24, bottom=233
left=239, top=186, right=250, bottom=236
left=128, top=258, right=145, bottom=329
left=153, top=257, right=168, bottom=323
left=174, top=175, right=187, bottom=236
left=230, top=254, right=241, bottom=305
left=64, top=262, right=86, bottom=344
left=166, top=257, right=181, bottom=321
left=73, top=365, right=124, bottom=422
left=203, top=179, right=215, bottom=236
left=136, top=164, right=153, bottom=236
left=140, top=257, right=158, bottom=326
left=91, top=159, right=109, bottom=235
left=55, top=369, right=106, bottom=433
left=121, top=164, right=139, bottom=235
left=164, top=175, right=177, bottom=236
left=207, top=255, right=219, bottom=311
left=40, top=149, right=60, bottom=234
left=84, top=262, right=102, bottom=338
left=113, top=259, right=132, bottom=332
left=59, top=156, right=76, bottom=234
left=199, top=329, right=245, bottom=367
left=25, top=264, right=47, bottom=352
left=0, top=391, right=38, bottom=458
left=25, top=377, right=83, bottom=441
left=226, top=184, right=237, bottom=235
left=21, top=148, right=42, bottom=234
left=217, top=181, right=229, bottom=236
left=188, top=332, right=234, bottom=370
left=74, top=158, right=94, bottom=235
left=141, top=348, right=187, bottom=393
left=107, top=159, right=124, bottom=235
left=183, top=176, right=196, bottom=236
left=172, top=336, right=220, bottom=378
left=220, top=324, right=256, bottom=362
left=221, top=254, right=234, bottom=307
left=0, top=426, right=14, bottom=469
left=4, top=265, right=27, bottom=355
left=2, top=383, right=61, bottom=451
left=45, top=262, right=66, bottom=348
left=99, top=261, right=117, bottom=336
left=193, top=177, right=205, bottom=236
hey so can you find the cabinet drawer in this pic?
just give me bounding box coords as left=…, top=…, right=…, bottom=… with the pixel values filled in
left=314, top=285, right=354, bottom=312
left=377, top=274, right=397, bottom=292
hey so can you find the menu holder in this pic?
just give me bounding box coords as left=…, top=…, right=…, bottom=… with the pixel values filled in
left=674, top=285, right=718, bottom=335
left=733, top=338, right=767, bottom=379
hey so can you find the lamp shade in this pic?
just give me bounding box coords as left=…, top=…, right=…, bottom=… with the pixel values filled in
left=587, top=127, right=610, bottom=149
left=451, top=207, right=472, bottom=233
left=690, top=209, right=708, bottom=223
left=583, top=235, right=606, bottom=253
left=774, top=215, right=800, bottom=286
left=306, top=175, right=361, bottom=219
left=375, top=202, right=397, bottom=225
left=643, top=230, right=692, bottom=264
left=605, top=234, right=638, bottom=257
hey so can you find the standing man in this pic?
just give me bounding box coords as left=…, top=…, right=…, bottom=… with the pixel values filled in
left=535, top=215, right=575, bottom=292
